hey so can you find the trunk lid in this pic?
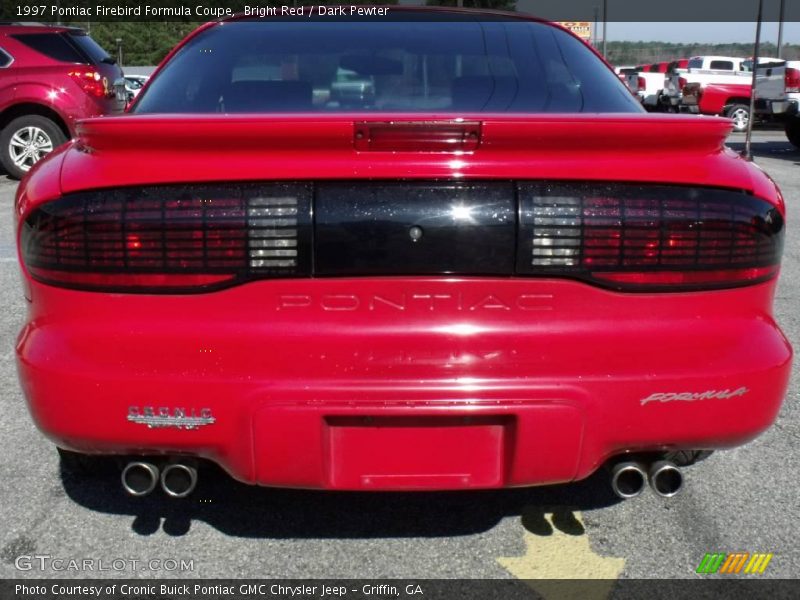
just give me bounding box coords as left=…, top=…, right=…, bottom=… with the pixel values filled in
left=61, top=113, right=754, bottom=194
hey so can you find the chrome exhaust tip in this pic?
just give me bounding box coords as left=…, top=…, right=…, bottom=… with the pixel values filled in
left=160, top=463, right=198, bottom=498
left=121, top=461, right=159, bottom=497
left=610, top=461, right=647, bottom=499
left=649, top=460, right=683, bottom=498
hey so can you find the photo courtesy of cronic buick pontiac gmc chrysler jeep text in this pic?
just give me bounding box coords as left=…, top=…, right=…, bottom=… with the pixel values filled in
left=14, top=9, right=791, bottom=500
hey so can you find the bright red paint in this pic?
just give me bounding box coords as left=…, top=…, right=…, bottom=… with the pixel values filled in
left=13, top=14, right=792, bottom=491
left=686, top=83, right=752, bottom=116
left=48, top=114, right=774, bottom=197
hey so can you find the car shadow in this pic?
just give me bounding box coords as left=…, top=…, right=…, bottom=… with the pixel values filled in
left=60, top=462, right=621, bottom=539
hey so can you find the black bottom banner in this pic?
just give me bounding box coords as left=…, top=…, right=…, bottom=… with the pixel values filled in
left=2, top=579, right=798, bottom=600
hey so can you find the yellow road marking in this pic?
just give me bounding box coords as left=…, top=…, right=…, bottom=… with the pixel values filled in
left=497, top=510, right=624, bottom=600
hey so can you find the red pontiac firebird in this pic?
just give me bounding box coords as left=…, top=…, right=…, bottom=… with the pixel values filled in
left=14, top=10, right=791, bottom=500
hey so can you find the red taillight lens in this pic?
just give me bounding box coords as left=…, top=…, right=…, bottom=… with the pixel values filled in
left=637, top=76, right=646, bottom=92
left=591, top=266, right=779, bottom=287
left=21, top=184, right=312, bottom=292
left=785, top=68, right=800, bottom=93
left=68, top=69, right=106, bottom=98
left=516, top=183, right=784, bottom=291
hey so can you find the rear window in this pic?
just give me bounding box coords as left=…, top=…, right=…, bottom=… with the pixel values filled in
left=135, top=18, right=642, bottom=114
left=68, top=32, right=113, bottom=65
left=709, top=60, right=734, bottom=71
left=12, top=33, right=87, bottom=63
left=688, top=58, right=703, bottom=69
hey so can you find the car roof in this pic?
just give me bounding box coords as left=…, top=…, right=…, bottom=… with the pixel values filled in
left=222, top=5, right=549, bottom=24
left=689, top=55, right=743, bottom=62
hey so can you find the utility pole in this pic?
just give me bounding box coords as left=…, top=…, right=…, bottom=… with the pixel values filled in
left=777, top=0, right=785, bottom=59
left=593, top=6, right=599, bottom=48
left=116, top=38, right=123, bottom=68
left=602, top=0, right=607, bottom=59
left=744, top=0, right=763, bottom=162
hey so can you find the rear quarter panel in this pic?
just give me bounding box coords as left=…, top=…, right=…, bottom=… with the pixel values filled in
left=698, top=83, right=752, bottom=115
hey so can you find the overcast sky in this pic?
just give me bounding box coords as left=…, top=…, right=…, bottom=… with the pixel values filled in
left=606, top=21, right=799, bottom=44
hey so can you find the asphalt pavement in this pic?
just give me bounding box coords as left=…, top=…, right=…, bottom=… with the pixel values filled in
left=0, top=130, right=797, bottom=583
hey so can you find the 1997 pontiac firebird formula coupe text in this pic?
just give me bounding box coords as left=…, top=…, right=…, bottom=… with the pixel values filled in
left=14, top=9, right=791, bottom=500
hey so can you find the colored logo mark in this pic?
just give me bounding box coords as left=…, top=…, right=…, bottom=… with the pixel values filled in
left=696, top=552, right=773, bottom=574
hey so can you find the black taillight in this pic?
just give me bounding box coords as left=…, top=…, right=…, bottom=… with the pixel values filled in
left=20, top=184, right=312, bottom=292
left=516, top=183, right=783, bottom=291
left=20, top=181, right=783, bottom=293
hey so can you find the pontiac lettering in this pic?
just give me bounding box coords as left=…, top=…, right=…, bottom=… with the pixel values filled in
left=276, top=293, right=553, bottom=312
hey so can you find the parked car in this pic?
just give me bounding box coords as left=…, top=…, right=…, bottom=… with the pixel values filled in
left=615, top=66, right=640, bottom=94
left=0, top=24, right=125, bottom=179
left=624, top=63, right=668, bottom=110
left=657, top=59, right=689, bottom=111
left=123, top=74, right=149, bottom=102
left=755, top=59, right=800, bottom=148
left=624, top=60, right=691, bottom=111
left=680, top=81, right=753, bottom=131
left=15, top=10, right=790, bottom=500
left=660, top=55, right=752, bottom=114
left=665, top=56, right=778, bottom=130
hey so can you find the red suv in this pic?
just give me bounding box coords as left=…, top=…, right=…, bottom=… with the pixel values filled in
left=0, top=24, right=124, bottom=179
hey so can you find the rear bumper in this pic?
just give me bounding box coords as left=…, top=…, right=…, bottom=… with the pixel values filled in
left=754, top=99, right=799, bottom=117
left=16, top=278, right=792, bottom=490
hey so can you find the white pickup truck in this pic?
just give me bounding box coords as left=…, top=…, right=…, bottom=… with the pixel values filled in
left=623, top=63, right=668, bottom=110
left=755, top=59, right=800, bottom=148
left=660, top=56, right=754, bottom=112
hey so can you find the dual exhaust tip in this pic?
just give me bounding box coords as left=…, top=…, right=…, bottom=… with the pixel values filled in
left=611, top=460, right=683, bottom=499
left=122, top=457, right=680, bottom=500
left=121, top=461, right=197, bottom=498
